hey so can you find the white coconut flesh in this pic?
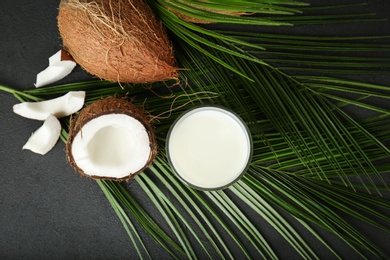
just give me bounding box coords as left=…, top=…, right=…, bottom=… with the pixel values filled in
left=35, top=49, right=77, bottom=88
left=23, top=114, right=61, bottom=155
left=13, top=91, right=85, bottom=120
left=71, top=114, right=152, bottom=178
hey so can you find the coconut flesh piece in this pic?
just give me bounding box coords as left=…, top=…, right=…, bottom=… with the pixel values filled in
left=22, top=114, right=61, bottom=155
left=13, top=91, right=85, bottom=121
left=35, top=49, right=77, bottom=88
left=66, top=97, right=157, bottom=181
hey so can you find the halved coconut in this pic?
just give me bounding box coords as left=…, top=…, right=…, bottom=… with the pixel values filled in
left=66, top=97, right=157, bottom=181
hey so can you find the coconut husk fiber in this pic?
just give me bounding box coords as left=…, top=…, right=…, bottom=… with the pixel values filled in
left=58, top=0, right=178, bottom=83
left=66, top=97, right=158, bottom=181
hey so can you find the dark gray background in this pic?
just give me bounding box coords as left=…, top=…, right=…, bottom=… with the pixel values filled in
left=1, top=0, right=389, bottom=259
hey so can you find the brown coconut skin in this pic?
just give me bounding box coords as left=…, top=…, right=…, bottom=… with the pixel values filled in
left=66, top=97, right=157, bottom=181
left=58, top=0, right=177, bottom=84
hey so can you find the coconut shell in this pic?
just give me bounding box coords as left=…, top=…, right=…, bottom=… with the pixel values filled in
left=66, top=97, right=157, bottom=181
left=57, top=0, right=178, bottom=83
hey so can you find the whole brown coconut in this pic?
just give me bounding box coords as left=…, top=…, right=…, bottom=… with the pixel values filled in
left=58, top=0, right=178, bottom=83
left=66, top=97, right=157, bottom=181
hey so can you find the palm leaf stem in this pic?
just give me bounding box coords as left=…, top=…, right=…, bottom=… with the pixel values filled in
left=155, top=0, right=294, bottom=26
left=268, top=13, right=383, bottom=24
left=260, top=51, right=390, bottom=63
left=262, top=58, right=390, bottom=69
left=278, top=67, right=390, bottom=75
left=222, top=32, right=390, bottom=50
left=253, top=116, right=390, bottom=155
left=168, top=0, right=307, bottom=13
left=304, top=84, right=390, bottom=99
left=297, top=2, right=366, bottom=11
left=318, top=92, right=390, bottom=115
left=296, top=76, right=390, bottom=91
left=0, top=84, right=42, bottom=101
left=23, top=80, right=116, bottom=95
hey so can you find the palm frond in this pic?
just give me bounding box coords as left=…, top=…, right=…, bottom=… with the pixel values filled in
left=1, top=0, right=389, bottom=259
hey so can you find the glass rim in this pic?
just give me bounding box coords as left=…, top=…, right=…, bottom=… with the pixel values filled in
left=165, top=104, right=253, bottom=191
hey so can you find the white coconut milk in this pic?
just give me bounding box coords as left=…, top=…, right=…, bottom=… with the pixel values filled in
left=167, top=106, right=252, bottom=190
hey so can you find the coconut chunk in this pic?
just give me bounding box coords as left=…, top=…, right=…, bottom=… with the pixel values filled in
left=66, top=97, right=157, bottom=181
left=22, top=114, right=61, bottom=155
left=35, top=49, right=77, bottom=88
left=13, top=91, right=85, bottom=120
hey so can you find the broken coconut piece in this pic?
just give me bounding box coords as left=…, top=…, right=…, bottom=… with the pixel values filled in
left=66, top=97, right=157, bottom=181
left=22, top=114, right=61, bottom=155
left=13, top=91, right=86, bottom=120
left=35, top=49, right=77, bottom=88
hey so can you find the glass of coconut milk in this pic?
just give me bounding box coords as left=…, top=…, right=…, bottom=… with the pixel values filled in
left=166, top=105, right=253, bottom=190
